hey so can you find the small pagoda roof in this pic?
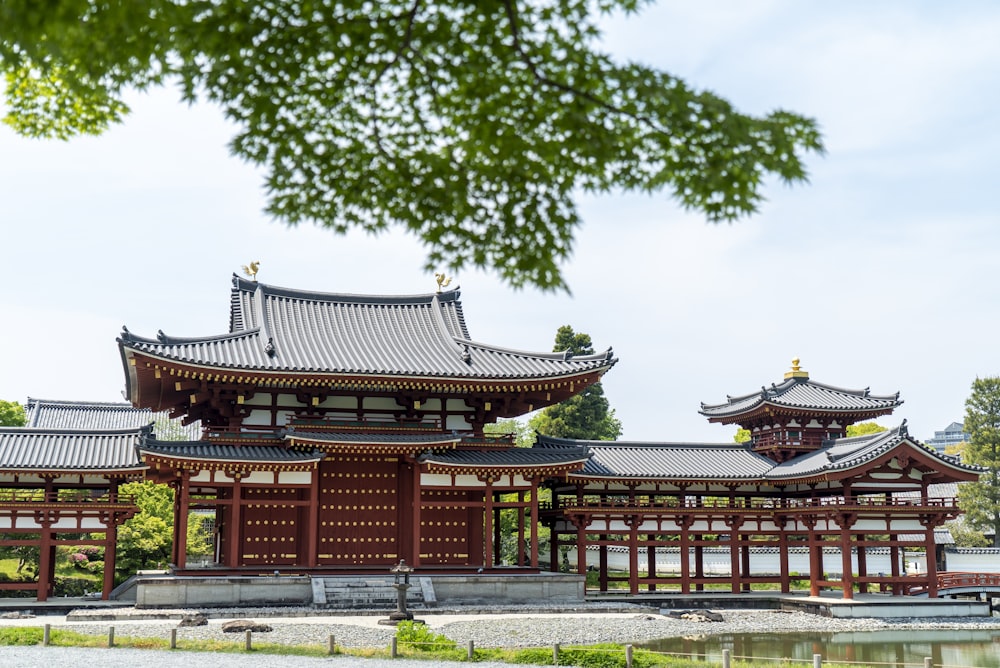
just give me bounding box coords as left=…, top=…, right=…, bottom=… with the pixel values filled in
left=535, top=435, right=774, bottom=480
left=119, top=275, right=615, bottom=387
left=699, top=360, right=901, bottom=422
left=763, top=422, right=981, bottom=481
left=0, top=426, right=147, bottom=472
left=139, top=438, right=324, bottom=464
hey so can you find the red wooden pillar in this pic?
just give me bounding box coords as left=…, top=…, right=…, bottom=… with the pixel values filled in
left=806, top=519, right=821, bottom=597
left=726, top=517, right=741, bottom=593
left=628, top=516, right=639, bottom=594
left=483, top=478, right=494, bottom=568
left=102, top=522, right=118, bottom=599
left=924, top=523, right=939, bottom=598
left=839, top=527, right=854, bottom=599
left=678, top=516, right=691, bottom=594
left=575, top=517, right=588, bottom=576
left=529, top=480, right=540, bottom=568
left=410, top=458, right=422, bottom=566
left=647, top=534, right=657, bottom=591
left=225, top=474, right=243, bottom=567
left=889, top=533, right=901, bottom=595
left=175, top=472, right=190, bottom=568
left=36, top=519, right=54, bottom=602
left=856, top=535, right=869, bottom=594
left=305, top=462, right=320, bottom=567
left=777, top=515, right=791, bottom=593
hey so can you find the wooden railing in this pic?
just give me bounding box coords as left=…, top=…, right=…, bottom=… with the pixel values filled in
left=0, top=490, right=136, bottom=505
left=905, top=571, right=1000, bottom=595
left=545, top=496, right=958, bottom=512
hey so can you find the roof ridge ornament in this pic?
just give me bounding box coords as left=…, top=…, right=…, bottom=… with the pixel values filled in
left=242, top=260, right=260, bottom=281
left=434, top=272, right=452, bottom=292
left=784, top=357, right=809, bottom=380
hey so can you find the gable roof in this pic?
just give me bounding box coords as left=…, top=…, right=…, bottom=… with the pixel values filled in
left=120, top=275, right=615, bottom=384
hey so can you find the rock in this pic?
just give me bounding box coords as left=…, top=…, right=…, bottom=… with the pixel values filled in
left=178, top=613, right=208, bottom=627
left=1, top=612, right=35, bottom=619
left=221, top=619, right=273, bottom=633
left=675, top=609, right=724, bottom=623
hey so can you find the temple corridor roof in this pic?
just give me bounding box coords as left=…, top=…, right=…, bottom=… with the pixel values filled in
left=0, top=427, right=147, bottom=471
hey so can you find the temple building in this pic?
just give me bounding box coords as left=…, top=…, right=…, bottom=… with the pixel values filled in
left=540, top=361, right=981, bottom=599
left=118, top=275, right=614, bottom=572
left=0, top=275, right=983, bottom=603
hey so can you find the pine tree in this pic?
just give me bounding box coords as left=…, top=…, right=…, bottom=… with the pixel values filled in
left=960, top=377, right=1000, bottom=547
left=529, top=326, right=621, bottom=440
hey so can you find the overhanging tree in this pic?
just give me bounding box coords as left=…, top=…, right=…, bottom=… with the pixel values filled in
left=529, top=325, right=621, bottom=440
left=960, top=377, right=1000, bottom=547
left=0, top=1, right=823, bottom=291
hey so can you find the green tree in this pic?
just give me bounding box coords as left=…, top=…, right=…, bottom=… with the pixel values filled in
left=484, top=418, right=536, bottom=448
left=946, top=519, right=989, bottom=548
left=846, top=421, right=887, bottom=437
left=960, top=377, right=1000, bottom=547
left=529, top=326, right=621, bottom=440
left=0, top=400, right=26, bottom=426
left=115, top=481, right=175, bottom=575
left=734, top=428, right=751, bottom=443
left=0, top=1, right=823, bottom=291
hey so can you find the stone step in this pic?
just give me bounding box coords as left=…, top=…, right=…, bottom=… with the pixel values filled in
left=312, top=576, right=430, bottom=609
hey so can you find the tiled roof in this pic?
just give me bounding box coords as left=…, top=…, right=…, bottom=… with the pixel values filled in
left=535, top=435, right=774, bottom=479
left=120, top=275, right=615, bottom=381
left=25, top=398, right=202, bottom=440
left=139, top=438, right=324, bottom=463
left=419, top=446, right=591, bottom=468
left=765, top=423, right=982, bottom=480
left=0, top=427, right=146, bottom=471
left=700, top=376, right=901, bottom=419
left=536, top=425, right=981, bottom=483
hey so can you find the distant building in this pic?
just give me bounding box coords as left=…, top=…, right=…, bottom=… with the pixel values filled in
left=926, top=421, right=969, bottom=453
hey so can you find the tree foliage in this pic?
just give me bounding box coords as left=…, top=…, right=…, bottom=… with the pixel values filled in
left=528, top=326, right=621, bottom=440
left=115, top=480, right=212, bottom=575
left=846, top=421, right=887, bottom=437
left=484, top=418, right=535, bottom=448
left=0, top=400, right=26, bottom=426
left=960, top=377, right=1000, bottom=547
left=734, top=428, right=751, bottom=443
left=0, top=0, right=824, bottom=291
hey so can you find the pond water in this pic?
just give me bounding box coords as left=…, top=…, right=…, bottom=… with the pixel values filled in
left=638, top=629, right=1000, bottom=667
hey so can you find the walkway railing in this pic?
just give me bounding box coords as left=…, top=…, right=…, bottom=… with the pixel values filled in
left=906, top=570, right=1000, bottom=595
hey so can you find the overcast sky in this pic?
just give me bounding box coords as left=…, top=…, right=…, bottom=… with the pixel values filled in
left=2, top=1, right=998, bottom=443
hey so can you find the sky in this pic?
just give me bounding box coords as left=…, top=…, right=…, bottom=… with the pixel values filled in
left=2, top=1, right=999, bottom=444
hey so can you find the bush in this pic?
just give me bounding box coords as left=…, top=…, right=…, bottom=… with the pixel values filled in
left=53, top=576, right=93, bottom=597
left=395, top=620, right=456, bottom=653
left=67, top=552, right=89, bottom=569
left=85, top=560, right=104, bottom=574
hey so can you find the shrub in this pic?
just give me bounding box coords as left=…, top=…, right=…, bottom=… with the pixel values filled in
left=85, top=560, right=105, bottom=574
left=395, top=620, right=456, bottom=652
left=67, top=552, right=88, bottom=569
left=53, top=576, right=92, bottom=597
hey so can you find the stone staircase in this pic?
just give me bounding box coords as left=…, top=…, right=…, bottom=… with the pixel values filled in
left=311, top=576, right=435, bottom=610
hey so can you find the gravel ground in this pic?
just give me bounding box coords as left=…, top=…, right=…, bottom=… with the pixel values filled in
left=2, top=604, right=999, bottom=668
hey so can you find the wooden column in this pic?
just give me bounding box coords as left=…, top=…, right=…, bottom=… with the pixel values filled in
left=598, top=537, right=608, bottom=591
left=856, top=534, right=869, bottom=594
left=483, top=478, right=494, bottom=568
left=628, top=516, right=639, bottom=594
left=806, top=519, right=821, bottom=597
left=305, top=463, right=320, bottom=567
left=839, top=525, right=854, bottom=600
left=225, top=474, right=243, bottom=568
left=924, top=522, right=938, bottom=598
left=647, top=535, right=657, bottom=591
left=516, top=499, right=526, bottom=566
left=36, top=518, right=54, bottom=602
left=102, top=522, right=118, bottom=599
left=410, top=459, right=422, bottom=566
left=575, top=517, right=588, bottom=575
left=175, top=472, right=190, bottom=569
left=726, top=517, right=741, bottom=593
left=889, top=532, right=901, bottom=595
left=740, top=535, right=751, bottom=592
left=679, top=517, right=691, bottom=594
left=777, top=517, right=791, bottom=593
left=529, top=481, right=540, bottom=568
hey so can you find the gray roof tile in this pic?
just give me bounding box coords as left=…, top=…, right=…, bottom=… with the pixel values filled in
left=535, top=435, right=774, bottom=479
left=419, top=446, right=590, bottom=468
left=0, top=427, right=146, bottom=471
left=284, top=431, right=462, bottom=446
left=120, top=275, right=615, bottom=381
left=25, top=398, right=202, bottom=439
left=700, top=377, right=901, bottom=419
left=139, top=438, right=324, bottom=463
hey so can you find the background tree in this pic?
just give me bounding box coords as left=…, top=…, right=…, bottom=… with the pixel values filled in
left=529, top=326, right=621, bottom=440
left=846, top=421, right=887, bottom=437
left=484, top=418, right=535, bottom=448
left=734, top=428, right=751, bottom=443
left=0, top=400, right=26, bottom=426
left=0, top=1, right=823, bottom=291
left=960, top=377, right=1000, bottom=547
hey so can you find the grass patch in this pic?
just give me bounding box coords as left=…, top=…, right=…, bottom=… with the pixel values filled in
left=0, top=625, right=888, bottom=668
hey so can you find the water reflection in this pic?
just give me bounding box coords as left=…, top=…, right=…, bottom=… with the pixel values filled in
left=638, top=629, right=1000, bottom=667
